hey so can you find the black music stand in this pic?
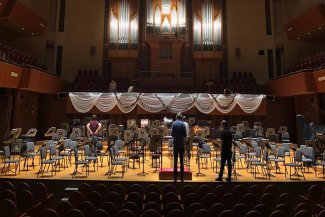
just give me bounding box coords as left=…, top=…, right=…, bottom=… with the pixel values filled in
left=137, top=138, right=149, bottom=176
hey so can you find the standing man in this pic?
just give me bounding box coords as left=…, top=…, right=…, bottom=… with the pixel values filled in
left=171, top=113, right=187, bottom=182
left=216, top=120, right=233, bottom=182
left=109, top=80, right=117, bottom=92
left=183, top=116, right=190, bottom=160
left=86, top=115, right=102, bottom=155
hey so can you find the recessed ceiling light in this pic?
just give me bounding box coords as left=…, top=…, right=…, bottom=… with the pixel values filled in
left=31, top=32, right=34, bottom=35
left=21, top=27, right=25, bottom=31
left=307, top=32, right=311, bottom=35
left=297, top=37, right=301, bottom=39
left=318, top=27, right=323, bottom=30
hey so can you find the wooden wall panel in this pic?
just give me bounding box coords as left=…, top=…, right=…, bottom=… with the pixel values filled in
left=20, top=68, right=65, bottom=93
left=12, top=90, right=39, bottom=133
left=268, top=72, right=317, bottom=96
left=314, top=69, right=325, bottom=93
left=0, top=60, right=22, bottom=88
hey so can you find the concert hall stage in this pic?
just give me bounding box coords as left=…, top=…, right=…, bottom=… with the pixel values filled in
left=1, top=143, right=324, bottom=183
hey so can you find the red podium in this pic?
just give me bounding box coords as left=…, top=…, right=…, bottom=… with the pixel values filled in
left=159, top=168, right=192, bottom=180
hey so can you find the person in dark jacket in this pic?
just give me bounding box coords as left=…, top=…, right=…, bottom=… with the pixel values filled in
left=171, top=113, right=187, bottom=182
left=216, top=120, right=233, bottom=182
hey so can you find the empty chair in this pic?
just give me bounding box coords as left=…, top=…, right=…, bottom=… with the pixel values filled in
left=106, top=192, right=123, bottom=208
left=145, top=184, right=160, bottom=195
left=68, top=191, right=85, bottom=208
left=115, top=209, right=136, bottom=217
left=232, top=203, right=249, bottom=217
left=141, top=209, right=160, bottom=217
left=1, top=189, right=16, bottom=202
left=39, top=209, right=59, bottom=217
left=122, top=202, right=140, bottom=217
left=79, top=201, right=95, bottom=217
left=198, top=185, right=211, bottom=198
left=66, top=209, right=86, bottom=217
left=254, top=204, right=271, bottom=217
left=127, top=192, right=143, bottom=209
left=269, top=210, right=287, bottom=217
left=78, top=183, right=92, bottom=198
left=127, top=184, right=144, bottom=196
left=90, top=209, right=110, bottom=217
left=166, top=209, right=186, bottom=217
left=162, top=184, right=177, bottom=197
left=100, top=202, right=118, bottom=216
left=180, top=185, right=195, bottom=200
left=93, top=183, right=109, bottom=197
left=209, top=203, right=226, bottom=217
left=244, top=211, right=263, bottom=217
left=192, top=209, right=210, bottom=217
left=111, top=184, right=126, bottom=198
left=55, top=201, right=73, bottom=217
left=232, top=185, right=247, bottom=202
left=163, top=192, right=179, bottom=208
left=202, top=193, right=218, bottom=209
left=186, top=203, right=205, bottom=217
left=0, top=199, right=18, bottom=217
left=294, top=210, right=312, bottom=217
left=145, top=192, right=160, bottom=204
left=87, top=191, right=103, bottom=208
left=165, top=202, right=183, bottom=216
left=15, top=182, right=30, bottom=192
left=219, top=210, right=235, bottom=217
left=143, top=202, right=161, bottom=213
left=1, top=146, right=20, bottom=175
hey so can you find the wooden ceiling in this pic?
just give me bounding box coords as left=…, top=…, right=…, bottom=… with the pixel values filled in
left=284, top=4, right=325, bottom=41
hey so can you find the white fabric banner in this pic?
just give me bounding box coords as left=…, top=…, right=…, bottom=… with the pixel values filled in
left=69, top=92, right=265, bottom=114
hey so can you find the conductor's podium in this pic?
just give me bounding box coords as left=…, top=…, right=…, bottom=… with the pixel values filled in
left=159, top=168, right=192, bottom=180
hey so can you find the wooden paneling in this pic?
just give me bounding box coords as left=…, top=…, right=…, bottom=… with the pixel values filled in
left=284, top=4, right=325, bottom=40
left=314, top=69, right=325, bottom=93
left=20, top=68, right=65, bottom=94
left=0, top=60, right=22, bottom=88
left=268, top=72, right=317, bottom=96
left=0, top=0, right=47, bottom=36
left=0, top=0, right=10, bottom=15
left=12, top=90, right=39, bottom=133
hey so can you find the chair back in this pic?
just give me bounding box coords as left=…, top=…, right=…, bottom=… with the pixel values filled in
left=255, top=146, right=262, bottom=158
left=40, top=147, right=47, bottom=160
left=240, top=144, right=247, bottom=155
left=70, top=141, right=78, bottom=150
left=4, top=146, right=10, bottom=158
left=300, top=145, right=307, bottom=155
left=263, top=149, right=268, bottom=162
left=277, top=147, right=285, bottom=158
left=295, top=150, right=303, bottom=162
left=26, top=142, right=35, bottom=152
left=202, top=144, right=211, bottom=153
left=49, top=144, right=57, bottom=156
left=115, top=140, right=123, bottom=149
left=74, top=148, right=79, bottom=161
left=84, top=145, right=92, bottom=156
left=282, top=143, right=291, bottom=152
left=270, top=144, right=277, bottom=154
left=64, top=139, right=72, bottom=148
left=46, top=140, right=54, bottom=148
left=109, top=146, right=116, bottom=161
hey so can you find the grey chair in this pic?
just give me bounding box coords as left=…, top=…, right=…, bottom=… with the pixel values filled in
left=235, top=143, right=248, bottom=169
left=108, top=146, right=125, bottom=178
left=21, top=141, right=37, bottom=171
left=285, top=149, right=305, bottom=180
left=198, top=144, right=212, bottom=169
left=72, top=148, right=89, bottom=177
left=314, top=150, right=325, bottom=177
left=49, top=144, right=65, bottom=171
left=84, top=144, right=98, bottom=172
left=247, top=146, right=262, bottom=172
left=1, top=146, right=20, bottom=175
left=282, top=143, right=291, bottom=157
left=270, top=147, right=285, bottom=173
left=252, top=148, right=270, bottom=179
left=38, top=146, right=56, bottom=177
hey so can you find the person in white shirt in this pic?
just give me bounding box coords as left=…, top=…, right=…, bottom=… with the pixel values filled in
left=109, top=80, right=117, bottom=92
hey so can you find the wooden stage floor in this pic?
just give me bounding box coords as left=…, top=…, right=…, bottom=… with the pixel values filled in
left=1, top=143, right=324, bottom=183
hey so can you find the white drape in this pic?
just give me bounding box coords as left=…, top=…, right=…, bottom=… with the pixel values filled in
left=69, top=93, right=265, bottom=114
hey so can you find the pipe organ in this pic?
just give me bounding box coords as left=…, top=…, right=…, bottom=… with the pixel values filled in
left=146, top=0, right=186, bottom=35
left=106, top=0, right=224, bottom=83
left=109, top=0, right=139, bottom=50
left=193, top=0, right=222, bottom=51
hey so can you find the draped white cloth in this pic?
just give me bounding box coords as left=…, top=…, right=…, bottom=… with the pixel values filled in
left=69, top=92, right=265, bottom=114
